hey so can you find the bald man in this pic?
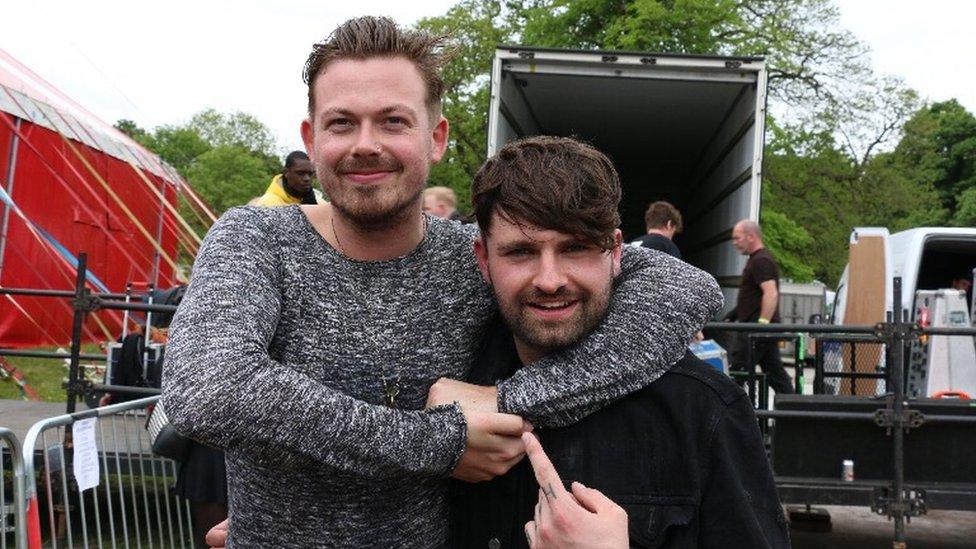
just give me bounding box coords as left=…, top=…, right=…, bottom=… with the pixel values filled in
left=731, top=220, right=794, bottom=394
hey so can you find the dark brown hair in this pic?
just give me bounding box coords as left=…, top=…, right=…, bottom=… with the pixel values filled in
left=644, top=201, right=683, bottom=233
left=303, top=16, right=454, bottom=117
left=472, top=136, right=621, bottom=250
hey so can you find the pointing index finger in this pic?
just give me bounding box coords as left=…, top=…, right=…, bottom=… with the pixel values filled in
left=521, top=432, right=567, bottom=500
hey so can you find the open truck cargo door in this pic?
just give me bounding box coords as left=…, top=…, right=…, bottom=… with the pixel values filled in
left=487, top=47, right=767, bottom=314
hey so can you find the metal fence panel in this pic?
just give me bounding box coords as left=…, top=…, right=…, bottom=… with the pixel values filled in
left=20, top=397, right=192, bottom=549
left=1, top=428, right=27, bottom=549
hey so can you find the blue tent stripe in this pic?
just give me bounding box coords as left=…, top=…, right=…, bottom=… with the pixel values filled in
left=0, top=186, right=111, bottom=292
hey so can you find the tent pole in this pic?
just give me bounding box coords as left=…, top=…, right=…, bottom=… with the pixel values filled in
left=0, top=117, right=22, bottom=285
left=151, top=178, right=164, bottom=287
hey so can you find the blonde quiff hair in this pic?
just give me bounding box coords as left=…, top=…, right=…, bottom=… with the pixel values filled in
left=302, top=16, right=455, bottom=119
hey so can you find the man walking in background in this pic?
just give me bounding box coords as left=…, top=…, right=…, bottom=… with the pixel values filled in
left=631, top=200, right=682, bottom=259
left=731, top=219, right=794, bottom=394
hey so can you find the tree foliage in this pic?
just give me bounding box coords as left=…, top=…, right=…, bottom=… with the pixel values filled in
left=115, top=111, right=281, bottom=216
left=184, top=146, right=270, bottom=214
left=416, top=0, right=515, bottom=209
left=890, top=100, right=976, bottom=223
left=512, top=0, right=871, bottom=112
left=760, top=209, right=815, bottom=282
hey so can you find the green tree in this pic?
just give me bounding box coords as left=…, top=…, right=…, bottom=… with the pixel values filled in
left=114, top=119, right=151, bottom=146
left=116, top=109, right=283, bottom=215
left=188, top=108, right=281, bottom=176
left=763, top=121, right=856, bottom=283
left=144, top=125, right=213, bottom=176
left=954, top=188, right=976, bottom=227
left=185, top=146, right=270, bottom=214
left=889, top=100, right=976, bottom=223
left=416, top=0, right=514, bottom=212
left=188, top=108, right=278, bottom=158
left=512, top=0, right=871, bottom=109
left=763, top=114, right=949, bottom=285
left=760, top=209, right=815, bottom=282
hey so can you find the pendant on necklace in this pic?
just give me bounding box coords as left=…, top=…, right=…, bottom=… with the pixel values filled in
left=383, top=378, right=400, bottom=408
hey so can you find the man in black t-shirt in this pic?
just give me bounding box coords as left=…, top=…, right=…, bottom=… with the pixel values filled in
left=731, top=219, right=794, bottom=394
left=630, top=201, right=682, bottom=259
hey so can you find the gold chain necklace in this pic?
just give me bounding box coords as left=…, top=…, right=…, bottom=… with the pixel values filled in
left=329, top=213, right=428, bottom=407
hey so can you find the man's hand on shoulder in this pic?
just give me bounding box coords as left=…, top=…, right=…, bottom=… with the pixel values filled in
left=451, top=410, right=532, bottom=482
left=427, top=377, right=498, bottom=412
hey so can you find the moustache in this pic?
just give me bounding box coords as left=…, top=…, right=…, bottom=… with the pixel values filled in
left=336, top=155, right=402, bottom=174
left=520, top=288, right=582, bottom=303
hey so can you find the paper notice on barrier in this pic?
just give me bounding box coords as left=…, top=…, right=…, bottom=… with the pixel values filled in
left=72, top=418, right=100, bottom=492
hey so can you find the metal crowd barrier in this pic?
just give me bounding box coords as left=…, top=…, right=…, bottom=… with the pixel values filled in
left=1, top=428, right=27, bottom=549
left=16, top=396, right=193, bottom=549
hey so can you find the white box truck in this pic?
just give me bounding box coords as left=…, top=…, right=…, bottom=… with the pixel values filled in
left=487, top=46, right=768, bottom=311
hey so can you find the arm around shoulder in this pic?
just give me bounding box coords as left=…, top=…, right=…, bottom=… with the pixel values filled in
left=163, top=207, right=466, bottom=479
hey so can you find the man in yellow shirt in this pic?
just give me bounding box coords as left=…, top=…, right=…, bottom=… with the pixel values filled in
left=252, top=151, right=325, bottom=206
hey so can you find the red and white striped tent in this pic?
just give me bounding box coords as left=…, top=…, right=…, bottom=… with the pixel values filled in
left=0, top=48, right=214, bottom=347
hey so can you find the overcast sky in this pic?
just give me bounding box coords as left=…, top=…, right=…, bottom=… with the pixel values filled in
left=3, top=0, right=974, bottom=155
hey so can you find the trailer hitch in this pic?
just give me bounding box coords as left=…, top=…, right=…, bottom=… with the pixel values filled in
left=871, top=487, right=927, bottom=521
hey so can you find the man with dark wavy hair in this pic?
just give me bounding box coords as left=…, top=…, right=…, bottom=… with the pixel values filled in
left=167, top=17, right=722, bottom=547
left=448, top=137, right=789, bottom=548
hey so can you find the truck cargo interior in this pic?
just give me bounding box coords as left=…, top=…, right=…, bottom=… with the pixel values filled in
left=915, top=237, right=976, bottom=302
left=490, top=48, right=765, bottom=297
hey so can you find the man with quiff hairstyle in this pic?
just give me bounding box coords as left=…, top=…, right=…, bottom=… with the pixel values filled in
left=165, top=16, right=721, bottom=547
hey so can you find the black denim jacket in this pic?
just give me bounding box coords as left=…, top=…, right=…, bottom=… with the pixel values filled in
left=449, top=321, right=790, bottom=549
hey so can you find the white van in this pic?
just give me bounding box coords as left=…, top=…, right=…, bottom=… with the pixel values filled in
left=832, top=227, right=976, bottom=397
left=833, top=227, right=976, bottom=324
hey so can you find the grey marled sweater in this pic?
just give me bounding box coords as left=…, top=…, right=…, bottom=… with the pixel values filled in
left=163, top=205, right=722, bottom=547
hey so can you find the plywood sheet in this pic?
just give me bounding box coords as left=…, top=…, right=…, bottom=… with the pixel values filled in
left=841, top=234, right=887, bottom=394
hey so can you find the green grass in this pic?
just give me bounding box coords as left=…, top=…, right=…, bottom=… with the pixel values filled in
left=1, top=344, right=104, bottom=402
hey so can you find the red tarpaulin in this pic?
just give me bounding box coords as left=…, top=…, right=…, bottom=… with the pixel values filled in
left=0, top=48, right=209, bottom=347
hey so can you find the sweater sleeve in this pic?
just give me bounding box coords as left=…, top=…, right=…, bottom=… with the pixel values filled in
left=496, top=246, right=723, bottom=427
left=162, top=208, right=466, bottom=480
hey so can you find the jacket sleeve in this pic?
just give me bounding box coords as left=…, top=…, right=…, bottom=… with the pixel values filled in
left=162, top=208, right=466, bottom=480
left=699, top=396, right=791, bottom=548
left=496, top=246, right=723, bottom=427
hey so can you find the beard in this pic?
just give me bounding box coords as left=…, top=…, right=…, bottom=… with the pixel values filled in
left=320, top=153, right=426, bottom=231
left=499, top=279, right=614, bottom=355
